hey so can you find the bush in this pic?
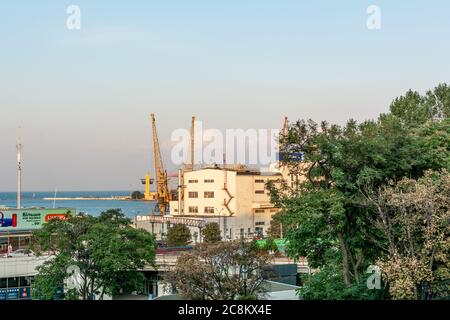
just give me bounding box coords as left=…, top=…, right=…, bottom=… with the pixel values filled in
left=166, top=224, right=192, bottom=247
left=201, top=223, right=222, bottom=243
left=298, top=265, right=387, bottom=300
left=131, top=191, right=144, bottom=200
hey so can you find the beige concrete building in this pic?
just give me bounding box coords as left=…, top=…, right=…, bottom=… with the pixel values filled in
left=168, top=166, right=282, bottom=240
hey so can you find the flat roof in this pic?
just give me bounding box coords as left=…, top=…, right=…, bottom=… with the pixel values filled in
left=185, top=167, right=282, bottom=176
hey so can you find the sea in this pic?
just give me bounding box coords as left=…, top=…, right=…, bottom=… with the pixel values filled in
left=0, top=191, right=157, bottom=218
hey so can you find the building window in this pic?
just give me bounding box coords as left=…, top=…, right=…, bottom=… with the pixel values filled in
left=19, top=277, right=32, bottom=287
left=255, top=190, right=265, bottom=194
left=204, top=179, right=214, bottom=183
left=188, top=206, right=198, bottom=213
left=7, top=277, right=18, bottom=288
left=255, top=221, right=265, bottom=226
left=270, top=209, right=278, bottom=213
left=188, top=179, right=198, bottom=183
left=255, top=179, right=265, bottom=183
left=204, top=207, right=214, bottom=214
left=188, top=191, right=198, bottom=198
left=255, top=227, right=263, bottom=236
left=204, top=191, right=214, bottom=198
left=255, top=209, right=265, bottom=214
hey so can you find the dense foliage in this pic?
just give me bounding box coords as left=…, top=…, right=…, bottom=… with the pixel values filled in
left=371, top=170, right=450, bottom=299
left=166, top=223, right=192, bottom=247
left=201, top=223, right=222, bottom=243
left=31, top=209, right=156, bottom=300
left=131, top=191, right=144, bottom=200
left=268, top=84, right=450, bottom=299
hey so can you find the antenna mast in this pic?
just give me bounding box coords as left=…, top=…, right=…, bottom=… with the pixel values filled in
left=16, top=127, right=22, bottom=209
left=190, top=116, right=195, bottom=171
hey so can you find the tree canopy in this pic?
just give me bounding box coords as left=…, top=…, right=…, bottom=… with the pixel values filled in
left=268, top=84, right=450, bottom=299
left=31, top=209, right=156, bottom=300
left=201, top=223, right=222, bottom=243
left=166, top=224, right=192, bottom=247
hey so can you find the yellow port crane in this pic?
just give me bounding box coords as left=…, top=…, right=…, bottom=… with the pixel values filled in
left=151, top=113, right=170, bottom=214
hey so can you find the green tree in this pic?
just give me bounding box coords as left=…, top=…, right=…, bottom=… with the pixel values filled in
left=268, top=84, right=450, bottom=297
left=131, top=191, right=144, bottom=200
left=298, top=265, right=385, bottom=300
left=201, top=223, right=222, bottom=243
left=267, top=218, right=282, bottom=238
left=31, top=209, right=156, bottom=300
left=166, top=224, right=192, bottom=247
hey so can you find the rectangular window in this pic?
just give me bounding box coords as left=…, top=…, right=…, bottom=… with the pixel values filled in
left=204, top=191, right=214, bottom=198
left=188, top=191, right=198, bottom=198
left=270, top=209, right=278, bottom=213
left=0, top=278, right=7, bottom=289
left=255, top=221, right=265, bottom=226
left=255, top=209, right=265, bottom=213
left=188, top=179, right=198, bottom=183
left=19, top=277, right=32, bottom=287
left=255, top=190, right=265, bottom=194
left=255, top=227, right=263, bottom=236
left=188, top=206, right=198, bottom=213
left=204, top=207, right=215, bottom=214
left=7, top=277, right=18, bottom=288
left=255, top=179, right=265, bottom=183
left=204, top=179, right=214, bottom=183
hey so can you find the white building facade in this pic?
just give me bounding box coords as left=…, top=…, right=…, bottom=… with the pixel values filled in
left=169, top=167, right=282, bottom=240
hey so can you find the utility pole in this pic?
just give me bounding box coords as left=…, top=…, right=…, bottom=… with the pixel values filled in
left=16, top=127, right=22, bottom=209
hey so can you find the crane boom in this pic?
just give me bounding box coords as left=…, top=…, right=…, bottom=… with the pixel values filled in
left=151, top=113, right=169, bottom=214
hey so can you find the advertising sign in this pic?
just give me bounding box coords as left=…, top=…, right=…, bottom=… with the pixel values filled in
left=0, top=288, right=31, bottom=300
left=19, top=288, right=31, bottom=300
left=0, top=208, right=75, bottom=232
left=0, top=288, right=19, bottom=300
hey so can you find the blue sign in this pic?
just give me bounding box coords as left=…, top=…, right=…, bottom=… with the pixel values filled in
left=0, top=288, right=19, bottom=300
left=0, top=288, right=31, bottom=300
left=276, top=152, right=304, bottom=162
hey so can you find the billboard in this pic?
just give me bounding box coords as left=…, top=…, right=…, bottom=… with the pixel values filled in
left=0, top=208, right=75, bottom=232
left=0, top=288, right=31, bottom=300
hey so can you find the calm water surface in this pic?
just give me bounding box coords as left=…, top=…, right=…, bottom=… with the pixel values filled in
left=0, top=191, right=157, bottom=218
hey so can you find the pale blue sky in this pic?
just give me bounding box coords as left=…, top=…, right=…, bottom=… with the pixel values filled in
left=1, top=1, right=449, bottom=191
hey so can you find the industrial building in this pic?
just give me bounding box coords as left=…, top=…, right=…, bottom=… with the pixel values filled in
left=135, top=115, right=303, bottom=242
left=172, top=166, right=282, bottom=238
left=136, top=165, right=282, bottom=241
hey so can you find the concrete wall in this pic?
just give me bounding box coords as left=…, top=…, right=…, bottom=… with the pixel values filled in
left=168, top=168, right=281, bottom=239
left=177, top=169, right=237, bottom=216
left=0, top=256, right=51, bottom=278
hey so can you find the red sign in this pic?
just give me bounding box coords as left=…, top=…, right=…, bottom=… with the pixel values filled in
left=44, top=214, right=69, bottom=222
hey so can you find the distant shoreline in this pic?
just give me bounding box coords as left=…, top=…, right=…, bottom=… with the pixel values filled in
left=42, top=197, right=134, bottom=201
